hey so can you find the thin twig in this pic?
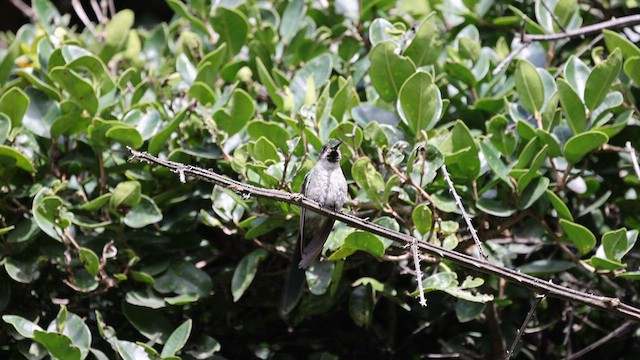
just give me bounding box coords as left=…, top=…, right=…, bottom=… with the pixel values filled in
left=493, top=43, right=531, bottom=75
left=566, top=320, right=635, bottom=360
left=523, top=14, right=640, bottom=42
left=89, top=0, right=107, bottom=24
left=440, top=165, right=488, bottom=261
left=8, top=0, right=35, bottom=21
left=71, top=0, right=98, bottom=36
left=553, top=33, right=604, bottom=79
left=126, top=147, right=640, bottom=322
left=539, top=0, right=567, bottom=32
left=626, top=142, right=640, bottom=180
left=507, top=293, right=546, bottom=359
left=411, top=238, right=428, bottom=306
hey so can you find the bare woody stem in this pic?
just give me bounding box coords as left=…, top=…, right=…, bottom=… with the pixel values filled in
left=522, top=14, right=640, bottom=42
left=506, top=293, right=546, bottom=359
left=126, top=147, right=640, bottom=323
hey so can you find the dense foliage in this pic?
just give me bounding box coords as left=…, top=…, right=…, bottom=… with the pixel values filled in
left=1, top=0, right=640, bottom=358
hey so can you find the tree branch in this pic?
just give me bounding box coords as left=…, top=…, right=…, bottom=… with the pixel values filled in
left=507, top=293, right=546, bottom=359
left=523, top=14, right=640, bottom=42
left=126, top=147, right=640, bottom=322
left=566, top=320, right=636, bottom=360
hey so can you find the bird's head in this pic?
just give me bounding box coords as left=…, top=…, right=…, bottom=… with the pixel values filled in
left=319, top=139, right=342, bottom=164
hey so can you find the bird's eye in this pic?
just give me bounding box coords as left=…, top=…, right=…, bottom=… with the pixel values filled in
left=320, top=145, right=327, bottom=153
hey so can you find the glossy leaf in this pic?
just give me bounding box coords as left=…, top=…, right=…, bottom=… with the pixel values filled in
left=412, top=204, right=432, bottom=235
left=0, top=87, right=29, bottom=127
left=210, top=7, right=248, bottom=56
left=515, top=60, right=545, bottom=115
left=560, top=219, right=596, bottom=256
left=557, top=79, right=586, bottom=134
left=404, top=13, right=440, bottom=67
left=161, top=319, right=192, bottom=357
left=231, top=249, right=268, bottom=302
left=398, top=71, right=442, bottom=136
left=584, top=48, right=622, bottom=111
left=369, top=41, right=416, bottom=102
left=563, top=131, right=608, bottom=164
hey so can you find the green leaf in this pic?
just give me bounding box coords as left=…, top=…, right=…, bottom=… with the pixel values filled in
left=412, top=204, right=432, bottom=235
left=404, top=12, right=440, bottom=67
left=106, top=125, right=143, bottom=149
left=246, top=120, right=290, bottom=151
left=306, top=261, right=335, bottom=295
left=518, top=176, right=550, bottom=210
left=545, top=190, right=573, bottom=221
left=255, top=57, right=284, bottom=109
left=33, top=330, right=81, bottom=360
left=124, top=195, right=163, bottom=228
left=515, top=60, right=545, bottom=115
left=0, top=32, right=20, bottom=84
left=49, top=66, right=99, bottom=114
left=165, top=0, right=207, bottom=33
left=351, top=157, right=385, bottom=203
left=154, top=261, right=212, bottom=297
left=66, top=53, right=116, bottom=94
left=213, top=88, right=255, bottom=136
left=122, top=302, right=172, bottom=344
left=0, top=144, right=36, bottom=173
left=557, top=79, right=586, bottom=134
left=398, top=71, right=442, bottom=136
left=343, top=231, right=385, bottom=257
left=210, top=7, right=248, bottom=56
left=456, top=300, right=486, bottom=323
left=563, top=131, right=608, bottom=164
left=116, top=341, right=152, bottom=360
left=251, top=137, right=280, bottom=163
left=369, top=41, right=416, bottom=102
left=161, top=319, right=192, bottom=358
left=0, top=113, right=9, bottom=143
left=149, top=109, right=187, bottom=154
left=560, top=219, right=597, bottom=256
left=589, top=256, right=625, bottom=271
left=0, top=87, right=29, bottom=127
left=111, top=181, right=141, bottom=208
left=231, top=249, right=268, bottom=302
left=47, top=308, right=92, bottom=358
left=476, top=198, right=516, bottom=217
left=279, top=0, right=305, bottom=44
left=478, top=139, right=514, bottom=189
left=3, top=315, right=43, bottom=338
left=79, top=247, right=100, bottom=276
left=23, top=88, right=60, bottom=138
left=176, top=53, right=196, bottom=85
left=603, top=29, right=640, bottom=59
left=32, top=0, right=61, bottom=34
left=486, top=115, right=516, bottom=156
left=99, top=9, right=135, bottom=61
left=446, top=120, right=480, bottom=180
left=623, top=56, right=640, bottom=86
left=197, top=43, right=227, bottom=78
left=516, top=145, right=548, bottom=193
left=584, top=48, right=622, bottom=111
left=602, top=228, right=628, bottom=262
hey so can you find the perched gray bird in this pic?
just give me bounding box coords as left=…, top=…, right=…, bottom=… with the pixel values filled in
left=280, top=139, right=348, bottom=316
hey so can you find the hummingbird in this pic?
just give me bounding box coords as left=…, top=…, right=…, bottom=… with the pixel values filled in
left=280, top=139, right=348, bottom=316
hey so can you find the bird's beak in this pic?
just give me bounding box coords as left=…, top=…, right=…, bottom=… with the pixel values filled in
left=331, top=141, right=342, bottom=150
